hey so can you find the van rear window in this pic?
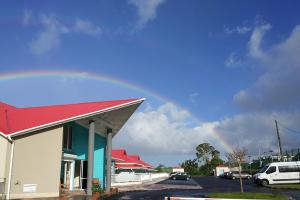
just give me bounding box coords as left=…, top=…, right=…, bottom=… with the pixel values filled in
left=278, top=165, right=300, bottom=173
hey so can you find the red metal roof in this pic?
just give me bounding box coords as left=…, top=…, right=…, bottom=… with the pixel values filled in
left=0, top=99, right=142, bottom=136
left=127, top=155, right=153, bottom=169
left=112, top=149, right=128, bottom=157
left=112, top=149, right=138, bottom=163
left=112, top=149, right=153, bottom=169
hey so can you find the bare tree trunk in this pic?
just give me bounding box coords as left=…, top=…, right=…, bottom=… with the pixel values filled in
left=238, top=163, right=243, bottom=193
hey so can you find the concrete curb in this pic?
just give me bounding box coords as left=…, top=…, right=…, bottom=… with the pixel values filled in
left=164, top=198, right=266, bottom=200
left=112, top=177, right=168, bottom=188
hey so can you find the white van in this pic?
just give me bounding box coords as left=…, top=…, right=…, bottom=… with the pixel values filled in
left=253, top=161, right=300, bottom=186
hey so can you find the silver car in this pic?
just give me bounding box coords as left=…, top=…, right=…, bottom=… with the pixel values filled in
left=229, top=171, right=252, bottom=179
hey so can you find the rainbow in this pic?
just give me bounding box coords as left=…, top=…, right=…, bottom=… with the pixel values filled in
left=0, top=70, right=233, bottom=153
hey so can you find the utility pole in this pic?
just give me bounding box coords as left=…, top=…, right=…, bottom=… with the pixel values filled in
left=275, top=120, right=283, bottom=161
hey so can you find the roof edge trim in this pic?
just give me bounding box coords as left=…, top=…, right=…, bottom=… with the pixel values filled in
left=0, top=131, right=9, bottom=140
left=9, top=98, right=145, bottom=138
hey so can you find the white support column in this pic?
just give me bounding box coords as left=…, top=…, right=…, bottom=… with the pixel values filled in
left=69, top=160, right=75, bottom=191
left=106, top=128, right=112, bottom=193
left=87, top=120, right=95, bottom=196
left=64, top=162, right=67, bottom=185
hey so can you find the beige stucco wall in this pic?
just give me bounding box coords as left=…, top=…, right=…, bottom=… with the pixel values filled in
left=0, top=135, right=11, bottom=198
left=10, top=126, right=63, bottom=199
left=0, top=135, right=9, bottom=181
left=4, top=140, right=12, bottom=197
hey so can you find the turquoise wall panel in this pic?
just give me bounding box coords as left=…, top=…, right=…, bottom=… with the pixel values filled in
left=94, top=134, right=106, bottom=188
left=70, top=122, right=107, bottom=188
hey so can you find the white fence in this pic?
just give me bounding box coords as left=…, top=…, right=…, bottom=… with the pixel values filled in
left=112, top=172, right=169, bottom=183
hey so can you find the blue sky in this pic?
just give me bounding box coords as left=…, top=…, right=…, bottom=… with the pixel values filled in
left=1, top=0, right=300, bottom=166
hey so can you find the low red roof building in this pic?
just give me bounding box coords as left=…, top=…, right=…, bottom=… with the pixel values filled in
left=127, top=155, right=153, bottom=169
left=112, top=149, right=153, bottom=170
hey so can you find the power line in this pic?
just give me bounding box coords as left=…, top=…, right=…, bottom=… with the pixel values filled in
left=277, top=121, right=300, bottom=134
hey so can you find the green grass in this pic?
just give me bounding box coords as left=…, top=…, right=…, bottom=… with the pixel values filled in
left=207, top=192, right=289, bottom=199
left=268, top=183, right=300, bottom=190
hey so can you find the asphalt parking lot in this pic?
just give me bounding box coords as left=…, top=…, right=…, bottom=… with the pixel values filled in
left=108, top=176, right=300, bottom=200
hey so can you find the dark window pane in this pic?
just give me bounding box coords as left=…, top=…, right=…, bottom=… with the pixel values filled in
left=83, top=161, right=88, bottom=177
left=63, top=125, right=72, bottom=150
left=68, top=126, right=73, bottom=149
left=266, top=166, right=276, bottom=174
left=279, top=165, right=300, bottom=173
left=63, top=126, right=68, bottom=149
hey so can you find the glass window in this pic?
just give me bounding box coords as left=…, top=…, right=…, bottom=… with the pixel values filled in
left=63, top=125, right=72, bottom=150
left=266, top=166, right=276, bottom=174
left=279, top=165, right=300, bottom=173
left=132, top=169, right=147, bottom=173
left=259, top=165, right=269, bottom=173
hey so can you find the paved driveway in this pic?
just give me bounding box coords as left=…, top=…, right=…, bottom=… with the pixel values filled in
left=194, top=176, right=300, bottom=199
left=108, top=176, right=300, bottom=200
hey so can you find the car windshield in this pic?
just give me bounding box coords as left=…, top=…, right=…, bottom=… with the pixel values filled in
left=259, top=164, right=270, bottom=173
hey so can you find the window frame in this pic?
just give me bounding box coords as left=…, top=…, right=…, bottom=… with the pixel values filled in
left=266, top=166, right=276, bottom=174
left=278, top=165, right=300, bottom=173
left=63, top=125, right=73, bottom=150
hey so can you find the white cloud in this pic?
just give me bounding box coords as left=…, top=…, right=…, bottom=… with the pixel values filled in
left=128, top=0, right=166, bottom=29
left=23, top=9, right=32, bottom=25
left=235, top=24, right=300, bottom=111
left=224, top=52, right=242, bottom=68
left=248, top=23, right=271, bottom=60
left=114, top=102, right=300, bottom=158
left=225, top=26, right=252, bottom=35
left=30, top=15, right=68, bottom=55
left=213, top=112, right=300, bottom=155
left=27, top=12, right=102, bottom=55
left=114, top=103, right=216, bottom=155
left=237, top=26, right=252, bottom=34
left=74, top=19, right=102, bottom=36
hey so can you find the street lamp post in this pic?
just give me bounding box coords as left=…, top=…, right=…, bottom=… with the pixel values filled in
left=248, top=155, right=252, bottom=175
left=269, top=150, right=274, bottom=163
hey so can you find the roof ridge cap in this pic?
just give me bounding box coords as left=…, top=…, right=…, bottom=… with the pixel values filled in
left=20, top=98, right=141, bottom=109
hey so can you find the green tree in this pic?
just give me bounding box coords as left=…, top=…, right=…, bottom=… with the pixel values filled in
left=155, top=164, right=172, bottom=173
left=181, top=159, right=199, bottom=175
left=210, top=155, right=224, bottom=167
left=250, top=156, right=273, bottom=173
left=155, top=164, right=164, bottom=172
left=196, top=143, right=216, bottom=164
left=196, top=143, right=224, bottom=175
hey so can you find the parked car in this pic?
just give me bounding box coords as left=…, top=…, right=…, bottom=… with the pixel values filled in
left=228, top=171, right=252, bottom=179
left=169, top=172, right=178, bottom=176
left=253, top=161, right=300, bottom=186
left=219, top=171, right=231, bottom=179
left=170, top=172, right=191, bottom=180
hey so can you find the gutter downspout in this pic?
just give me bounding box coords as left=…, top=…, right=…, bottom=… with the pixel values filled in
left=6, top=136, right=14, bottom=200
